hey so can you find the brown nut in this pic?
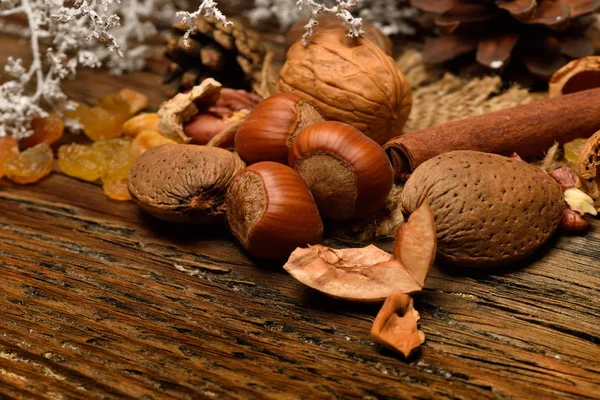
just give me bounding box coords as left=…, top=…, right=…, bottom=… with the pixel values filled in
left=278, top=28, right=412, bottom=145
left=285, top=15, right=394, bottom=57
left=549, top=56, right=600, bottom=98
left=128, top=144, right=245, bottom=223
left=225, top=161, right=323, bottom=260
left=560, top=207, right=589, bottom=231
left=123, top=113, right=161, bottom=138
left=402, top=151, right=564, bottom=267
left=183, top=88, right=261, bottom=145
left=235, top=93, right=324, bottom=165
left=289, top=121, right=393, bottom=221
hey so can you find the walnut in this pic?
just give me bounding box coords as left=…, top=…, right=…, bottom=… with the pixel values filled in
left=278, top=28, right=412, bottom=145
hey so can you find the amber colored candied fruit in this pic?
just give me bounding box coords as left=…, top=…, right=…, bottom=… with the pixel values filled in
left=57, top=143, right=106, bottom=182
left=119, top=88, right=148, bottom=115
left=0, top=136, right=20, bottom=179
left=92, top=137, right=132, bottom=160
left=97, top=93, right=132, bottom=120
left=102, top=143, right=137, bottom=201
left=4, top=143, right=54, bottom=184
left=80, top=106, right=127, bottom=142
left=123, top=113, right=160, bottom=138
left=132, top=130, right=177, bottom=157
left=64, top=102, right=91, bottom=123
left=564, top=138, right=588, bottom=165
left=21, top=113, right=65, bottom=148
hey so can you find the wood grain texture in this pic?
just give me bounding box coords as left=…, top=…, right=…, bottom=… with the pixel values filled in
left=1, top=35, right=600, bottom=400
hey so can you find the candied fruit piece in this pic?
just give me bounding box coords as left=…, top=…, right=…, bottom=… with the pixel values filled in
left=21, top=113, right=65, bottom=148
left=80, top=106, right=126, bottom=142
left=103, top=180, right=132, bottom=201
left=123, top=113, right=160, bottom=138
left=64, top=102, right=91, bottom=122
left=564, top=138, right=588, bottom=165
left=4, top=143, right=54, bottom=184
left=97, top=93, right=132, bottom=119
left=102, top=144, right=137, bottom=201
left=132, top=130, right=177, bottom=157
left=92, top=137, right=132, bottom=160
left=0, top=136, right=19, bottom=179
left=57, top=144, right=106, bottom=182
left=119, top=88, right=148, bottom=115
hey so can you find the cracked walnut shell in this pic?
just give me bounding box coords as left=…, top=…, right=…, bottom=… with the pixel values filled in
left=278, top=28, right=412, bottom=145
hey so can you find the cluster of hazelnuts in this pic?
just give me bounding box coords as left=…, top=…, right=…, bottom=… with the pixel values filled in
left=128, top=92, right=394, bottom=260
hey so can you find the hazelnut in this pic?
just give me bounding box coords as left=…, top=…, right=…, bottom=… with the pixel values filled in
left=234, top=93, right=324, bottom=165
left=289, top=121, right=394, bottom=221
left=127, top=144, right=245, bottom=223
left=278, top=28, right=412, bottom=145
left=225, top=162, right=323, bottom=260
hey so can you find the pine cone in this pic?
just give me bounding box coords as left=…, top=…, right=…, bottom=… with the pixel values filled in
left=413, top=0, right=600, bottom=80
left=164, top=17, right=267, bottom=92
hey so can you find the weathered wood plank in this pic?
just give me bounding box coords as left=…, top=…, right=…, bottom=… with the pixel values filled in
left=0, top=32, right=599, bottom=400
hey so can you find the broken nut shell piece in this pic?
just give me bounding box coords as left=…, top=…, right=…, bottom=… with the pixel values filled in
left=158, top=78, right=222, bottom=143
left=549, top=56, right=600, bottom=98
left=371, top=293, right=425, bottom=358
left=577, top=129, right=600, bottom=210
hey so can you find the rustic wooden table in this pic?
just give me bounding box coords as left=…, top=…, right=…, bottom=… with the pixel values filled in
left=1, top=35, right=599, bottom=400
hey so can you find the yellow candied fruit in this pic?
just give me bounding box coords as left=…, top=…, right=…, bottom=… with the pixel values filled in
left=132, top=130, right=177, bottom=157
left=22, top=113, right=65, bottom=149
left=64, top=102, right=91, bottom=122
left=102, top=143, right=137, bottom=201
left=80, top=106, right=127, bottom=142
left=4, top=143, right=54, bottom=184
left=0, top=136, right=20, bottom=179
left=103, top=180, right=132, bottom=201
left=57, top=143, right=106, bottom=182
left=119, top=88, right=148, bottom=115
left=123, top=113, right=161, bottom=138
left=97, top=93, right=132, bottom=119
left=92, top=137, right=132, bottom=160
left=564, top=138, right=588, bottom=165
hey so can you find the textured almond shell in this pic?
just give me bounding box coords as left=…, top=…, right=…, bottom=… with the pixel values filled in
left=401, top=151, right=564, bottom=267
left=127, top=144, right=245, bottom=223
left=278, top=28, right=412, bottom=145
left=577, top=129, right=600, bottom=207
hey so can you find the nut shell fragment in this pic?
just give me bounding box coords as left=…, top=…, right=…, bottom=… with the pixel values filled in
left=549, top=56, right=600, bottom=98
left=158, top=78, right=222, bottom=143
left=128, top=144, right=245, bottom=223
left=371, top=293, right=424, bottom=358
left=577, top=130, right=600, bottom=210
left=284, top=245, right=421, bottom=303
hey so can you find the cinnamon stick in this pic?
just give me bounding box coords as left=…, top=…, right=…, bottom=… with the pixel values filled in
left=384, top=87, right=600, bottom=180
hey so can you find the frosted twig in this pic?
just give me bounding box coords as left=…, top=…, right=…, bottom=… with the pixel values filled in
left=176, top=0, right=232, bottom=46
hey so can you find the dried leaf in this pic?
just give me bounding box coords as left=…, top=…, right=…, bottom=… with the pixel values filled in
left=476, top=34, right=519, bottom=70
left=394, top=202, right=436, bottom=288
left=158, top=78, right=222, bottom=143
left=371, top=293, right=425, bottom=358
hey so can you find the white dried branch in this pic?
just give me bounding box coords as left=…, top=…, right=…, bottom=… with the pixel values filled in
left=176, top=0, right=232, bottom=46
